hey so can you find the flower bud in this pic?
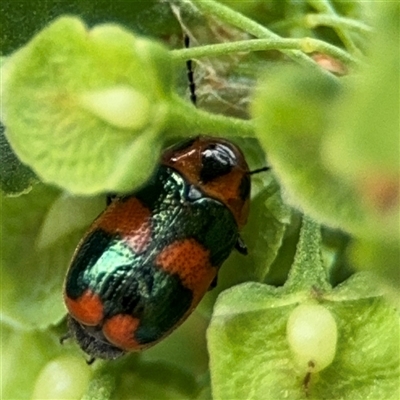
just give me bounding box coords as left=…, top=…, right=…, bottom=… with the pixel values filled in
left=287, top=303, right=338, bottom=373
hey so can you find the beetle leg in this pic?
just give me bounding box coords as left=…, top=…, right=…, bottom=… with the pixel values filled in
left=86, top=356, right=96, bottom=365
left=208, top=275, right=218, bottom=290
left=59, top=332, right=71, bottom=345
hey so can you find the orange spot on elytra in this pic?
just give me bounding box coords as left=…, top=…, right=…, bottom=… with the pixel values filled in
left=103, top=314, right=141, bottom=351
left=155, top=238, right=216, bottom=304
left=95, top=197, right=152, bottom=253
left=65, top=290, right=103, bottom=326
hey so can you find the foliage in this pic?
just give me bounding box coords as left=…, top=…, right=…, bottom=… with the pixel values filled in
left=1, top=1, right=398, bottom=399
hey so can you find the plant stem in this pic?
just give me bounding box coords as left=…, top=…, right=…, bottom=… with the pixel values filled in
left=307, top=0, right=361, bottom=55
left=171, top=37, right=359, bottom=68
left=284, top=216, right=331, bottom=292
left=305, top=13, right=372, bottom=36
left=190, top=0, right=339, bottom=82
left=166, top=93, right=254, bottom=138
left=271, top=14, right=372, bottom=37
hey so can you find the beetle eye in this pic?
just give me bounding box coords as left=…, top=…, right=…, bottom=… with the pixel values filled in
left=200, top=143, right=236, bottom=182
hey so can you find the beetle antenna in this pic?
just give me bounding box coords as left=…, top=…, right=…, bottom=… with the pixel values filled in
left=249, top=166, right=270, bottom=175
left=184, top=34, right=197, bottom=106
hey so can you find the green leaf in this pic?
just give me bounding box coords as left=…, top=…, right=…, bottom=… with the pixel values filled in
left=208, top=217, right=399, bottom=399
left=1, top=323, right=95, bottom=399
left=349, top=238, right=400, bottom=306
left=0, top=184, right=104, bottom=329
left=321, top=2, right=399, bottom=240
left=252, top=66, right=366, bottom=234
left=141, top=311, right=209, bottom=376
left=2, top=16, right=173, bottom=195
left=252, top=2, right=399, bottom=244
left=81, top=371, right=115, bottom=400
left=241, top=178, right=291, bottom=282
left=0, top=122, right=38, bottom=195
left=35, top=192, right=105, bottom=249
left=111, top=360, right=201, bottom=400
left=32, top=355, right=93, bottom=400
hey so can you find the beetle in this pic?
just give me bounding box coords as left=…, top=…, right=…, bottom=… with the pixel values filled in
left=63, top=135, right=268, bottom=360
